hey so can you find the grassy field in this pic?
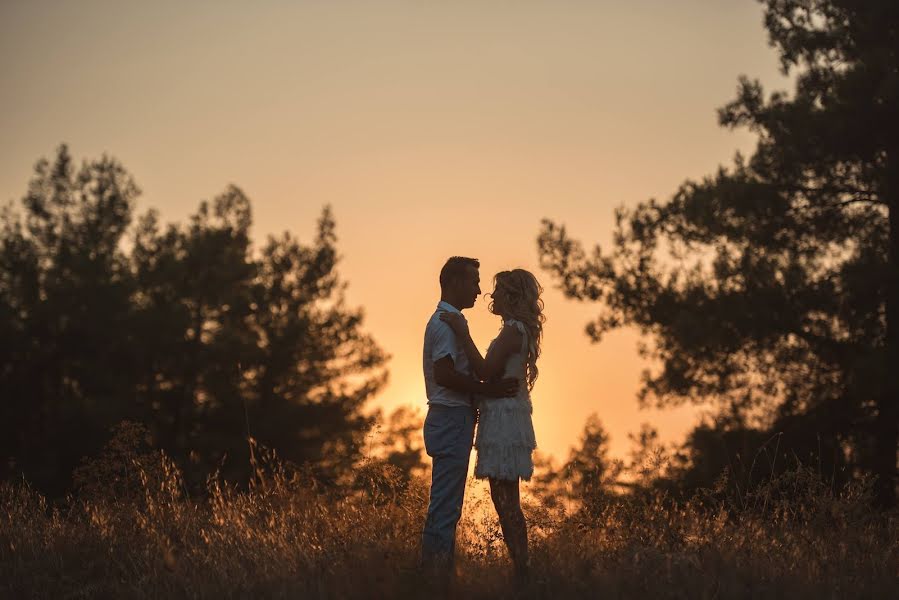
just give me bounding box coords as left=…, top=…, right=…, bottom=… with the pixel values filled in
left=1, top=431, right=896, bottom=599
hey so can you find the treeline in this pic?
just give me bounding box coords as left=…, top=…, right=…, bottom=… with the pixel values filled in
left=0, top=146, right=388, bottom=495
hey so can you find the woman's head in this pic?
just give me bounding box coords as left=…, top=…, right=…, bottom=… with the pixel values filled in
left=489, top=269, right=545, bottom=390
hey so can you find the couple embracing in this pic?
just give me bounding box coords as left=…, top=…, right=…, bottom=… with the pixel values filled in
left=420, top=256, right=544, bottom=581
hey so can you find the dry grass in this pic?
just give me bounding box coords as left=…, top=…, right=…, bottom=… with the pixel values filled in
left=1, top=425, right=896, bottom=599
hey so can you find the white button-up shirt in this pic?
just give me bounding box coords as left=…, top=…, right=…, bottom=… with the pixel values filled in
left=422, top=301, right=473, bottom=407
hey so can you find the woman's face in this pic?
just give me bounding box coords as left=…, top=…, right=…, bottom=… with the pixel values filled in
left=490, top=285, right=507, bottom=315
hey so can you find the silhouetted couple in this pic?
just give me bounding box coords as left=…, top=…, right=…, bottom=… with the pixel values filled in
left=420, top=256, right=545, bottom=584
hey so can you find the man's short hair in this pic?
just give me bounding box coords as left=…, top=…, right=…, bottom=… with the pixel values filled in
left=439, top=256, right=479, bottom=290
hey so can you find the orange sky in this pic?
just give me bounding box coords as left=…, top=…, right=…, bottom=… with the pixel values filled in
left=0, top=1, right=788, bottom=463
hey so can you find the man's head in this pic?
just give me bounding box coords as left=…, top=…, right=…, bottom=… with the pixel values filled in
left=439, top=256, right=481, bottom=310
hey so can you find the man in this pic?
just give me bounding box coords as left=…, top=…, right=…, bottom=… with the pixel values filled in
left=420, top=256, right=518, bottom=575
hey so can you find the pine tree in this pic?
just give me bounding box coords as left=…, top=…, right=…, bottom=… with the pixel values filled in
left=539, top=0, right=898, bottom=506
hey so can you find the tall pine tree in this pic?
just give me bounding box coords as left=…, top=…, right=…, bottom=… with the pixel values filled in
left=539, top=0, right=898, bottom=506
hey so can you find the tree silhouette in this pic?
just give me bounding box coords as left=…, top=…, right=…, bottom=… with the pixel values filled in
left=532, top=414, right=621, bottom=511
left=371, top=406, right=427, bottom=479
left=0, top=146, right=140, bottom=495
left=0, top=146, right=388, bottom=493
left=539, top=0, right=898, bottom=506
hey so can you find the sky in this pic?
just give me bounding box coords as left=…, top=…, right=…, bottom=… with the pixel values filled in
left=0, top=0, right=789, bottom=464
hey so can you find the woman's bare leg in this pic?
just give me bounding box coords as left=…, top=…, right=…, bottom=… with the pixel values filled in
left=489, top=478, right=529, bottom=575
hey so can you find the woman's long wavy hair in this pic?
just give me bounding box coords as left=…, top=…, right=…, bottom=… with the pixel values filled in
left=488, top=269, right=545, bottom=391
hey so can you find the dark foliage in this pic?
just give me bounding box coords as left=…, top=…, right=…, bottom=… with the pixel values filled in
left=538, top=0, right=898, bottom=506
left=0, top=146, right=388, bottom=495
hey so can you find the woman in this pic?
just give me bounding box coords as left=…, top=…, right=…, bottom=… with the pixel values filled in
left=439, top=268, right=544, bottom=578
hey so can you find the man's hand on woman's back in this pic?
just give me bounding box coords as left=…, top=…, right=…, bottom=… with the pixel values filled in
left=481, top=378, right=519, bottom=398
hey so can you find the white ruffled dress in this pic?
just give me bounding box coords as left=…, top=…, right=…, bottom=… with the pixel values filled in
left=474, top=319, right=537, bottom=481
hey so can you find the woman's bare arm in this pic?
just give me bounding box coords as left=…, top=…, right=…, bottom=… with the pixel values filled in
left=440, top=313, right=521, bottom=381
left=479, top=324, right=522, bottom=380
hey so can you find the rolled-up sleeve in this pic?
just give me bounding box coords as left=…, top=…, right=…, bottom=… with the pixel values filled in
left=429, top=321, right=458, bottom=364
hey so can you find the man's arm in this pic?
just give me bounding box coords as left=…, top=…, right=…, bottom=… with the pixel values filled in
left=433, top=356, right=517, bottom=398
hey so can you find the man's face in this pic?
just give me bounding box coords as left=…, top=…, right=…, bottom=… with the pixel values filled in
left=458, top=266, right=481, bottom=309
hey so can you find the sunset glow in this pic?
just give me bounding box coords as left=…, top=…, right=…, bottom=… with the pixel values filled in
left=0, top=0, right=788, bottom=462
